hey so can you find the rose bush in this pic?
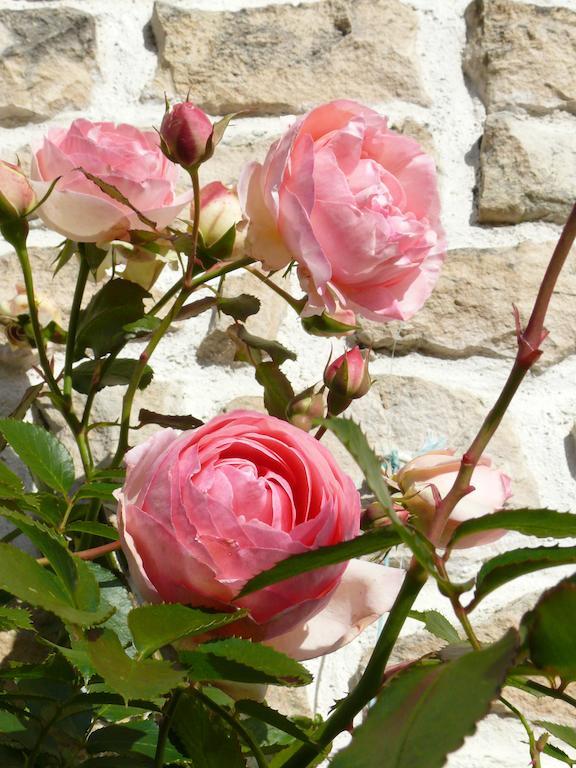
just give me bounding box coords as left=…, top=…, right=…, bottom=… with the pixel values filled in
left=240, top=99, right=445, bottom=322
left=31, top=119, right=192, bottom=243
left=396, top=450, right=512, bottom=548
left=118, top=410, right=404, bottom=659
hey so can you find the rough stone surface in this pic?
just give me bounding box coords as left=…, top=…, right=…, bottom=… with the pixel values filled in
left=351, top=373, right=539, bottom=509
left=477, top=112, right=576, bottom=225
left=464, top=0, right=576, bottom=115
left=196, top=271, right=288, bottom=365
left=355, top=241, right=576, bottom=368
left=0, top=8, right=97, bottom=125
left=151, top=0, right=429, bottom=114
left=199, top=132, right=281, bottom=188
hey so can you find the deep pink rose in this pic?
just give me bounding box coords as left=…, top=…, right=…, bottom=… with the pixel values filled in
left=396, top=450, right=512, bottom=548
left=118, top=410, right=404, bottom=659
left=324, top=347, right=371, bottom=400
left=30, top=119, right=192, bottom=243
left=160, top=102, right=213, bottom=169
left=240, top=99, right=445, bottom=322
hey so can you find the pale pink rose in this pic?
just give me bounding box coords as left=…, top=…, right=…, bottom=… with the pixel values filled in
left=118, top=410, right=404, bottom=657
left=30, top=119, right=192, bottom=243
left=240, top=99, right=445, bottom=322
left=396, top=450, right=512, bottom=548
left=0, top=161, right=35, bottom=222
left=198, top=181, right=245, bottom=253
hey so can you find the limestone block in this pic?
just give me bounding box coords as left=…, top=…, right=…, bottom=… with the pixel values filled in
left=151, top=0, right=429, bottom=115
left=0, top=8, right=97, bottom=125
left=464, top=0, right=576, bottom=115
left=196, top=271, right=288, bottom=366
left=355, top=241, right=576, bottom=368
left=478, top=112, right=576, bottom=225
left=199, top=132, right=281, bottom=188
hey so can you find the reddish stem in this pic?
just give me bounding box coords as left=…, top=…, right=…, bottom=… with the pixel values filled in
left=37, top=539, right=121, bottom=566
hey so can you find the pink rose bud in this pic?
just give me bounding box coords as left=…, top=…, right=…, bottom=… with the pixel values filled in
left=160, top=102, right=213, bottom=169
left=324, top=347, right=371, bottom=400
left=396, top=450, right=512, bottom=548
left=0, top=161, right=35, bottom=223
left=117, top=410, right=405, bottom=659
left=198, top=181, right=245, bottom=251
left=288, top=389, right=325, bottom=432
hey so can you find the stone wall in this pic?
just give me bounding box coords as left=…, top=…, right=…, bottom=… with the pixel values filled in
left=1, top=0, right=575, bottom=764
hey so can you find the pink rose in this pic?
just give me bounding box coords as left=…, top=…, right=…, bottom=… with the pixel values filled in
left=118, top=410, right=404, bottom=659
left=396, top=450, right=512, bottom=548
left=31, top=119, right=192, bottom=243
left=324, top=347, right=371, bottom=400
left=160, top=102, right=213, bottom=169
left=0, top=161, right=35, bottom=223
left=240, top=99, right=445, bottom=322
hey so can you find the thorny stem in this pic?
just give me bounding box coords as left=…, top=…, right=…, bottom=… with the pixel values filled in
left=62, top=249, right=90, bottom=405
left=245, top=266, right=307, bottom=313
left=154, top=688, right=184, bottom=768
left=430, top=203, right=576, bottom=549
left=435, top=557, right=481, bottom=649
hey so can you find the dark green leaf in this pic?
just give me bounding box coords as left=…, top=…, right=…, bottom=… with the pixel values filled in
left=202, top=223, right=237, bottom=261
left=0, top=462, right=23, bottom=499
left=255, top=362, right=295, bottom=419
left=537, top=722, right=576, bottom=750
left=0, top=544, right=112, bottom=626
left=239, top=527, right=400, bottom=597
left=235, top=700, right=315, bottom=744
left=66, top=522, right=119, bottom=541
left=52, top=238, right=76, bottom=276
left=0, top=384, right=44, bottom=453
left=218, top=294, right=260, bottom=322
left=87, top=720, right=184, bottom=762
left=236, top=327, right=296, bottom=365
left=71, top=358, right=153, bottom=394
left=128, top=604, right=247, bottom=659
left=524, top=576, right=576, bottom=680
left=172, top=691, right=246, bottom=767
left=82, top=628, right=185, bottom=701
left=74, top=482, right=121, bottom=502
left=80, top=241, right=109, bottom=272
left=123, top=316, right=162, bottom=336
left=323, top=418, right=436, bottom=573
left=543, top=742, right=576, bottom=765
left=301, top=313, right=358, bottom=337
left=0, top=419, right=74, bottom=495
left=331, top=630, right=519, bottom=768
left=0, top=607, right=32, bottom=632
left=471, top=546, right=576, bottom=609
left=79, top=756, right=155, bottom=767
left=176, top=296, right=217, bottom=321
left=30, top=493, right=68, bottom=526
left=138, top=409, right=203, bottom=431
left=75, top=279, right=149, bottom=359
left=408, top=610, right=460, bottom=644
left=449, top=509, right=576, bottom=547
left=181, top=638, right=312, bottom=687
left=85, top=562, right=133, bottom=649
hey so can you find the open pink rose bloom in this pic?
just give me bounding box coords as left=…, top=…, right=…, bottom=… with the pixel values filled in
left=118, top=411, right=404, bottom=660
left=30, top=119, right=192, bottom=243
left=240, top=99, right=445, bottom=322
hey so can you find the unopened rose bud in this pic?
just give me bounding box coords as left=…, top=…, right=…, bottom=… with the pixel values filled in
left=324, top=347, right=371, bottom=415
left=160, top=102, right=213, bottom=169
left=198, top=181, right=245, bottom=252
left=395, top=450, right=512, bottom=548
left=288, top=389, right=325, bottom=432
left=0, top=161, right=35, bottom=224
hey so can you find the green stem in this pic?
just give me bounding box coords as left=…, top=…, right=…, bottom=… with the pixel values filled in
left=80, top=346, right=123, bottom=431
left=196, top=689, right=269, bottom=768
left=148, top=276, right=183, bottom=317
left=500, top=696, right=540, bottom=767
left=25, top=704, right=63, bottom=768
left=184, top=166, right=201, bottom=289
left=279, top=559, right=427, bottom=768
left=245, top=266, right=307, bottom=313
left=62, top=249, right=90, bottom=404
left=154, top=688, right=183, bottom=768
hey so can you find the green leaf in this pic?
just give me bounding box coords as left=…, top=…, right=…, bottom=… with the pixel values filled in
left=301, top=312, right=358, bottom=337
left=524, top=576, right=576, bottom=680
left=543, top=742, right=576, bottom=766
left=52, top=238, right=76, bottom=276
left=218, top=294, right=260, bottom=322
left=537, top=722, right=576, bottom=750
left=82, top=628, right=185, bottom=701
left=331, top=630, right=519, bottom=768
left=235, top=327, right=296, bottom=365
left=138, top=409, right=203, bottom=431
left=471, top=546, right=576, bottom=609
left=408, top=610, right=460, bottom=644
left=0, top=607, right=32, bottom=632
left=449, top=509, right=576, bottom=547
left=75, top=279, right=149, bottom=359
left=74, top=482, right=121, bottom=503
left=0, top=383, right=44, bottom=453
left=128, top=604, right=247, bottom=659
left=176, top=296, right=217, bottom=321
left=79, top=170, right=158, bottom=231
left=0, top=419, right=74, bottom=495
left=239, top=527, right=400, bottom=597
left=235, top=700, right=316, bottom=744
left=255, top=362, right=295, bottom=419
left=0, top=462, right=24, bottom=500
left=85, top=562, right=133, bottom=649
left=323, top=417, right=436, bottom=572
left=202, top=223, right=237, bottom=260
left=181, top=638, right=312, bottom=687
left=123, top=316, right=162, bottom=337
left=71, top=358, right=153, bottom=394
left=87, top=720, right=184, bottom=762
left=172, top=691, right=246, bottom=768
left=0, top=544, right=112, bottom=626
left=66, top=522, right=119, bottom=541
